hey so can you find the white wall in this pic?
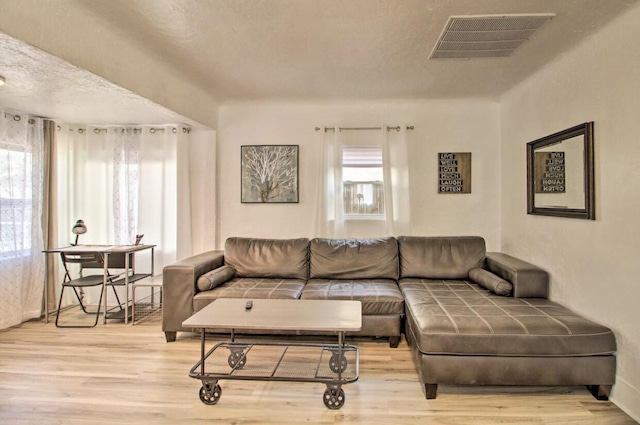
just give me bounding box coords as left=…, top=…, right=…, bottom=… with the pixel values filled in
left=189, top=129, right=218, bottom=255
left=500, top=3, right=640, bottom=420
left=216, top=100, right=501, bottom=249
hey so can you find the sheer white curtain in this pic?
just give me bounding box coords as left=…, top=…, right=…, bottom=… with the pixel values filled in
left=55, top=124, right=192, bottom=304
left=113, top=128, right=140, bottom=244
left=315, top=125, right=412, bottom=238
left=315, top=126, right=345, bottom=238
left=56, top=126, right=131, bottom=246
left=382, top=126, right=412, bottom=236
left=137, top=125, right=192, bottom=268
left=0, top=113, right=45, bottom=329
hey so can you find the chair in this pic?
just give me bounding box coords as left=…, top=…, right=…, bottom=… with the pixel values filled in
left=55, top=251, right=124, bottom=328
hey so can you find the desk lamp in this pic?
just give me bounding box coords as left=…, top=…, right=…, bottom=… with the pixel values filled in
left=71, top=219, right=87, bottom=245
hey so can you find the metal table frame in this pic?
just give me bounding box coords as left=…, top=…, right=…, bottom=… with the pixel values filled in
left=43, top=244, right=155, bottom=325
left=182, top=299, right=362, bottom=409
left=131, top=278, right=163, bottom=324
left=190, top=329, right=359, bottom=409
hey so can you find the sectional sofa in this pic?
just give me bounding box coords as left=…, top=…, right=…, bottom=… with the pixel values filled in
left=162, top=236, right=616, bottom=400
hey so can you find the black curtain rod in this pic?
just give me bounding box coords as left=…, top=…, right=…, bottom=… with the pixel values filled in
left=315, top=126, right=414, bottom=132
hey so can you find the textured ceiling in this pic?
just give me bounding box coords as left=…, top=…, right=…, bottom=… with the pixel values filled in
left=74, top=0, right=636, bottom=101
left=0, top=33, right=198, bottom=126
left=0, top=0, right=637, bottom=126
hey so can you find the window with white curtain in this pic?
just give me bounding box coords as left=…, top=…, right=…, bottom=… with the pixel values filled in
left=0, top=113, right=45, bottom=330
left=342, top=145, right=385, bottom=219
left=0, top=145, right=33, bottom=256
left=315, top=125, right=412, bottom=239
left=112, top=128, right=140, bottom=245
left=55, top=124, right=192, bottom=276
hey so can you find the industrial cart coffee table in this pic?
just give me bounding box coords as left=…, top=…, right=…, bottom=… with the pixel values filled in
left=182, top=298, right=362, bottom=409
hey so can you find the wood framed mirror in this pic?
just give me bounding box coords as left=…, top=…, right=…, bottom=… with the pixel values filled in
left=527, top=122, right=595, bottom=220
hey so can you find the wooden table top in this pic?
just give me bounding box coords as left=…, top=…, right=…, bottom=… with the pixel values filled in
left=44, top=244, right=156, bottom=253
left=182, top=298, right=362, bottom=332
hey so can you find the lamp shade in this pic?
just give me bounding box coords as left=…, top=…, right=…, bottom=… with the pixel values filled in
left=72, top=219, right=87, bottom=235
left=71, top=219, right=87, bottom=245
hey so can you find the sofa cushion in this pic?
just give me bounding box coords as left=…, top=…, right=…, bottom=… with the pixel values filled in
left=398, top=236, right=485, bottom=279
left=400, top=278, right=617, bottom=356
left=469, top=268, right=512, bottom=296
left=310, top=237, right=398, bottom=280
left=301, top=279, right=404, bottom=315
left=193, top=277, right=306, bottom=311
left=224, top=237, right=309, bottom=279
left=196, top=265, right=235, bottom=292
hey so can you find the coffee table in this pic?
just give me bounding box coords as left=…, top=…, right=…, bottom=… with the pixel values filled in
left=182, top=298, right=362, bottom=409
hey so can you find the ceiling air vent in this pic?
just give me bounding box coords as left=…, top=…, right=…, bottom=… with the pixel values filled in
left=430, top=14, right=555, bottom=59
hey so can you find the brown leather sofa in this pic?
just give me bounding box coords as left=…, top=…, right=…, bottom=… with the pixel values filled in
left=163, top=237, right=404, bottom=347
left=162, top=236, right=616, bottom=399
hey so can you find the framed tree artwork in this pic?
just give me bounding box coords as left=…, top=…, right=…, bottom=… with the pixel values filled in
left=241, top=145, right=299, bottom=203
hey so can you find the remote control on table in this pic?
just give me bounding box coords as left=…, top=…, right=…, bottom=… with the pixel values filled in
left=245, top=300, right=253, bottom=310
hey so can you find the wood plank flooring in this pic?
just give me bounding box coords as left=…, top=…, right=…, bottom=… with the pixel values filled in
left=0, top=316, right=636, bottom=425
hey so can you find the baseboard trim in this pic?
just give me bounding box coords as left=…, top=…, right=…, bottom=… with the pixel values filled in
left=611, top=376, right=640, bottom=423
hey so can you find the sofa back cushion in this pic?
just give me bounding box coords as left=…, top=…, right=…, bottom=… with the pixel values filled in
left=224, top=237, right=309, bottom=279
left=398, top=236, right=486, bottom=279
left=310, top=237, right=398, bottom=280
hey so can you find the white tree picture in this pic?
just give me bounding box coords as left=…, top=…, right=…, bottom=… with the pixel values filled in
left=241, top=145, right=299, bottom=203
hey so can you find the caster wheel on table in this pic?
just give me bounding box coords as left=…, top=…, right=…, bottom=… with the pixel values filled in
left=329, top=353, right=348, bottom=373
left=323, top=387, right=345, bottom=409
left=199, top=383, right=222, bottom=405
left=228, top=351, right=247, bottom=369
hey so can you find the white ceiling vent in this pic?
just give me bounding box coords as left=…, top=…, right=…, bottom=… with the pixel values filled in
left=430, top=14, right=555, bottom=59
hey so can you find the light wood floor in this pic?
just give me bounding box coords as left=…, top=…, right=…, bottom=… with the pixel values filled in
left=0, top=315, right=636, bottom=425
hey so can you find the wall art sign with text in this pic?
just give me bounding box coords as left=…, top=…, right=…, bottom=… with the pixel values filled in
left=241, top=145, right=299, bottom=203
left=534, top=151, right=565, bottom=193
left=438, top=152, right=471, bottom=194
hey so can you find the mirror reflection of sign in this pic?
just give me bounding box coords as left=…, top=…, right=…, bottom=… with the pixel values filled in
left=438, top=152, right=471, bottom=194
left=535, top=151, right=565, bottom=193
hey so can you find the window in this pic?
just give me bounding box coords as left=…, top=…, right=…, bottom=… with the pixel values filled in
left=0, top=145, right=33, bottom=257
left=112, top=135, right=140, bottom=245
left=0, top=115, right=46, bottom=330
left=342, top=145, right=384, bottom=219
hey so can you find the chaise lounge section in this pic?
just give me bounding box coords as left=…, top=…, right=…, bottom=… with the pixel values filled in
left=398, top=236, right=616, bottom=399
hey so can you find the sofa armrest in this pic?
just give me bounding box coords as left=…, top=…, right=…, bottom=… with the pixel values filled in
left=162, top=250, right=225, bottom=337
left=485, top=252, right=549, bottom=298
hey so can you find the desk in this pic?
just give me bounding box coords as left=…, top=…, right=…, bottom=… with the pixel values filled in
left=43, top=244, right=155, bottom=325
